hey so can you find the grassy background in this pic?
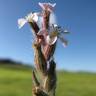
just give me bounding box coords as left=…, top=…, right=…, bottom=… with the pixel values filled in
left=57, top=72, right=96, bottom=96
left=0, top=64, right=32, bottom=96
left=0, top=64, right=96, bottom=96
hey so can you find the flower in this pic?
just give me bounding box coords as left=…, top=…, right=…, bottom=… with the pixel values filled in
left=46, top=24, right=69, bottom=47
left=18, top=12, right=38, bottom=29
left=38, top=2, right=56, bottom=12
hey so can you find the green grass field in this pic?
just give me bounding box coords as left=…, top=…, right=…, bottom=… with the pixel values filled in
left=0, top=64, right=32, bottom=96
left=57, top=72, right=96, bottom=96
left=0, top=64, right=96, bottom=96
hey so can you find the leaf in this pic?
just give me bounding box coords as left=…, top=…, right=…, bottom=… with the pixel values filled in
left=32, top=70, right=40, bottom=86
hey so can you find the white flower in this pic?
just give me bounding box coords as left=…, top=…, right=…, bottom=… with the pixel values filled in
left=38, top=2, right=56, bottom=12
left=18, top=12, right=38, bottom=29
left=46, top=24, right=69, bottom=47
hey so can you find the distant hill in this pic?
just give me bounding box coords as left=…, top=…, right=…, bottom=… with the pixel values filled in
left=0, top=59, right=20, bottom=64
left=0, top=58, right=33, bottom=70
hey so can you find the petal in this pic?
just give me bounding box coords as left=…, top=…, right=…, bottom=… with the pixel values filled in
left=26, top=13, right=33, bottom=22
left=26, top=12, right=38, bottom=22
left=32, top=13, right=39, bottom=22
left=48, top=3, right=56, bottom=7
left=18, top=18, right=27, bottom=29
left=64, top=29, right=70, bottom=34
left=47, top=3, right=56, bottom=12
left=38, top=2, right=45, bottom=10
left=46, top=35, right=57, bottom=45
left=64, top=29, right=68, bottom=33
left=48, top=3, right=56, bottom=12
left=38, top=2, right=56, bottom=12
left=53, top=24, right=58, bottom=27
left=59, top=36, right=68, bottom=47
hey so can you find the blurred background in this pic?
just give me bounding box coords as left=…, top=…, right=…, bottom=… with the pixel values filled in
left=0, top=0, right=96, bottom=96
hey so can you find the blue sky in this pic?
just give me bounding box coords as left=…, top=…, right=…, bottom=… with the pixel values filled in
left=0, top=0, right=96, bottom=72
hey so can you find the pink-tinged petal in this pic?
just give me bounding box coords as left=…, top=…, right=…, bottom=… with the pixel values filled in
left=47, top=3, right=56, bottom=12
left=46, top=35, right=57, bottom=45
left=38, top=2, right=45, bottom=10
left=49, top=3, right=56, bottom=7
left=38, top=2, right=56, bottom=12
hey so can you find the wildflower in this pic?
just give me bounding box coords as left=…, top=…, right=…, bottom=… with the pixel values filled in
left=18, top=12, right=38, bottom=29
left=46, top=24, right=69, bottom=47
